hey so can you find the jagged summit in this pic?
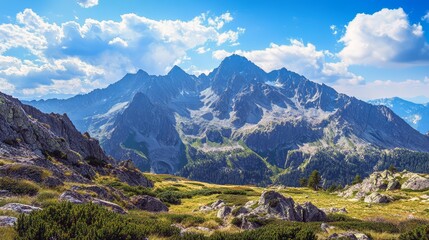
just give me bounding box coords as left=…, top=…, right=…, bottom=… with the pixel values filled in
left=25, top=55, right=429, bottom=186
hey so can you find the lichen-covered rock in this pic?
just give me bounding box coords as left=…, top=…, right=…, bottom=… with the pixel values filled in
left=402, top=174, right=429, bottom=190
left=130, top=195, right=168, bottom=212
left=217, top=206, right=232, bottom=219
left=92, top=198, right=126, bottom=214
left=0, top=216, right=17, bottom=227
left=59, top=190, right=127, bottom=213
left=0, top=203, right=41, bottom=214
left=251, top=190, right=326, bottom=222
left=328, top=231, right=371, bottom=240
left=364, top=192, right=392, bottom=204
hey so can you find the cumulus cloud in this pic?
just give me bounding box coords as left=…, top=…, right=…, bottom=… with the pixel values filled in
left=0, top=9, right=243, bottom=99
left=77, top=0, right=99, bottom=8
left=339, top=8, right=429, bottom=66
left=333, top=77, right=429, bottom=101
left=213, top=39, right=363, bottom=85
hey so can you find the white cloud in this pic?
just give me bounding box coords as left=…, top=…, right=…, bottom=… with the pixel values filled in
left=108, top=37, right=128, bottom=47
left=330, top=25, right=337, bottom=35
left=423, top=12, right=429, bottom=22
left=333, top=77, right=429, bottom=101
left=77, top=0, right=99, bottom=8
left=213, top=39, right=363, bottom=85
left=217, top=27, right=245, bottom=45
left=339, top=8, right=429, bottom=66
left=0, top=9, right=242, bottom=99
left=208, top=12, right=233, bottom=29
left=196, top=46, right=210, bottom=54
left=0, top=78, right=15, bottom=94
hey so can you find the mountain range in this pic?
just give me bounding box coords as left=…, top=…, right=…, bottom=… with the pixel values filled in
left=27, top=55, right=429, bottom=186
left=369, top=97, right=429, bottom=135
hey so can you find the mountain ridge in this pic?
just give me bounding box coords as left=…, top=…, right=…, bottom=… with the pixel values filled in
left=25, top=55, right=429, bottom=186
left=369, top=97, right=429, bottom=134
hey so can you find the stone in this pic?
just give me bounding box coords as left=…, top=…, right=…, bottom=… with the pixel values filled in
left=364, top=192, right=392, bottom=204
left=328, top=231, right=371, bottom=240
left=0, top=216, right=17, bottom=227
left=130, top=195, right=168, bottom=212
left=251, top=190, right=326, bottom=222
left=211, top=199, right=225, bottom=209
left=402, top=174, right=429, bottom=190
left=92, top=198, right=126, bottom=214
left=59, top=190, right=90, bottom=204
left=321, top=222, right=330, bottom=232
left=299, top=202, right=327, bottom=222
left=217, top=206, right=232, bottom=219
left=0, top=203, right=42, bottom=214
left=322, top=207, right=348, bottom=214
left=386, top=180, right=400, bottom=191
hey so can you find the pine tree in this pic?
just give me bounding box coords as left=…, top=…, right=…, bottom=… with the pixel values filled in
left=352, top=174, right=362, bottom=185
left=307, top=170, right=321, bottom=190
left=299, top=177, right=308, bottom=187
left=388, top=164, right=397, bottom=173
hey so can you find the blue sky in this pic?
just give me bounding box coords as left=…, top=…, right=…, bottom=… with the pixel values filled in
left=0, top=0, right=429, bottom=102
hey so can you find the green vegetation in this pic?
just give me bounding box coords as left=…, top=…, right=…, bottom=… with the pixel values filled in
left=399, top=224, right=429, bottom=239
left=307, top=170, right=321, bottom=190
left=0, top=177, right=39, bottom=195
left=16, top=203, right=146, bottom=239
left=352, top=174, right=362, bottom=185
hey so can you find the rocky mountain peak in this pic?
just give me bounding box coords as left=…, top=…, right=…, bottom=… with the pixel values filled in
left=167, top=65, right=189, bottom=79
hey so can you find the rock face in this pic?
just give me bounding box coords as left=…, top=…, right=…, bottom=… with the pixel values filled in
left=130, top=195, right=168, bottom=212
left=0, top=92, right=153, bottom=188
left=26, top=55, right=429, bottom=186
left=364, top=192, right=392, bottom=204
left=0, top=203, right=41, bottom=214
left=0, top=216, right=17, bottom=227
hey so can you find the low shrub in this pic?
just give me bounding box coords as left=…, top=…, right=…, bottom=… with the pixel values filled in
left=399, top=224, right=429, bottom=240
left=15, top=202, right=179, bottom=240
left=0, top=177, right=39, bottom=195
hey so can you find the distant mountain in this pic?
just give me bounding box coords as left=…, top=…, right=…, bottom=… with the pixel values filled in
left=26, top=55, right=429, bottom=186
left=369, top=97, right=429, bottom=134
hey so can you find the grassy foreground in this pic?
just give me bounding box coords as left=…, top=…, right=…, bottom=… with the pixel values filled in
left=1, top=173, right=429, bottom=239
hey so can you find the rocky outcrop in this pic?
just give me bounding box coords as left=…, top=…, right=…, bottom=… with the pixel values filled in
left=200, top=199, right=225, bottom=212
left=340, top=170, right=429, bottom=202
left=59, top=190, right=127, bottom=214
left=252, top=191, right=326, bottom=222
left=0, top=216, right=17, bottom=227
left=402, top=174, right=429, bottom=190
left=0, top=92, right=153, bottom=189
left=0, top=203, right=41, bottom=214
left=130, top=195, right=168, bottom=212
left=217, top=206, right=232, bottom=219
left=364, top=192, right=392, bottom=204
left=328, top=231, right=371, bottom=240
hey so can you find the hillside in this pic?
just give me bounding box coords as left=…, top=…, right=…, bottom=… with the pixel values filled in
left=2, top=170, right=429, bottom=239
left=369, top=97, right=429, bottom=135
left=27, top=55, right=429, bottom=187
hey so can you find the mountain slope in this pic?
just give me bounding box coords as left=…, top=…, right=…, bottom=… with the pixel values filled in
left=369, top=97, right=429, bottom=134
left=0, top=92, right=152, bottom=187
left=26, top=55, right=429, bottom=186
